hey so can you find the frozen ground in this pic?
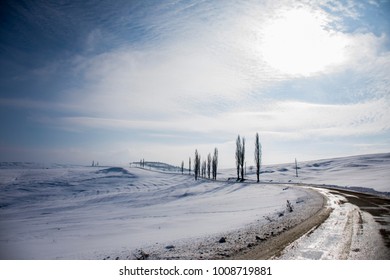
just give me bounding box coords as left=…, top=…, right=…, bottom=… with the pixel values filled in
left=248, top=153, right=390, bottom=195
left=0, top=165, right=315, bottom=259
left=0, top=153, right=389, bottom=259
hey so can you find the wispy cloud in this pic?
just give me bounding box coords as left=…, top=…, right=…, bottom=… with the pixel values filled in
left=0, top=0, right=389, bottom=165
left=54, top=97, right=390, bottom=141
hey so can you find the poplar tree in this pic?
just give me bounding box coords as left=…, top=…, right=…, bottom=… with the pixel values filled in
left=207, top=153, right=211, bottom=179
left=194, top=150, right=199, bottom=180
left=212, top=147, right=218, bottom=180
left=254, top=132, right=262, bottom=183
left=241, top=137, right=245, bottom=181
left=236, top=135, right=242, bottom=181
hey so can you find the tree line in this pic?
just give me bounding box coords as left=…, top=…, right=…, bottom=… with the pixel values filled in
left=191, top=147, right=218, bottom=180
left=135, top=132, right=299, bottom=182
left=235, top=132, right=262, bottom=182
left=181, top=132, right=264, bottom=182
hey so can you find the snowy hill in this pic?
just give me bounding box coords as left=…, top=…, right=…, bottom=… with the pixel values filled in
left=235, top=153, right=390, bottom=195
left=0, top=153, right=389, bottom=259
left=131, top=161, right=183, bottom=173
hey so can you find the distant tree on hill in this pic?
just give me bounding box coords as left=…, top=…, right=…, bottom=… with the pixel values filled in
left=254, top=132, right=262, bottom=183
left=207, top=153, right=211, bottom=179
left=189, top=157, right=191, bottom=175
left=241, top=137, right=245, bottom=181
left=236, top=135, right=242, bottom=181
left=235, top=135, right=245, bottom=181
left=295, top=158, right=299, bottom=177
left=212, top=147, right=218, bottom=180
left=198, top=155, right=201, bottom=178
left=202, top=160, right=207, bottom=178
left=194, top=150, right=200, bottom=180
left=181, top=161, right=184, bottom=174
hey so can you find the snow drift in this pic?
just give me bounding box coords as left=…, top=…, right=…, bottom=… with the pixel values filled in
left=0, top=152, right=389, bottom=259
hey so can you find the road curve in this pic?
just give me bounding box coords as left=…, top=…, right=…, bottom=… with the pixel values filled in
left=233, top=185, right=390, bottom=260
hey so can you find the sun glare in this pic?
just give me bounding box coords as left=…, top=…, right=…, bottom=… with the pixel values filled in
left=261, top=9, right=347, bottom=76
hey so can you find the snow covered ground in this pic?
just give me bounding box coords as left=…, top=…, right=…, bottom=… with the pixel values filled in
left=248, top=153, right=390, bottom=194
left=0, top=153, right=389, bottom=259
left=0, top=165, right=315, bottom=259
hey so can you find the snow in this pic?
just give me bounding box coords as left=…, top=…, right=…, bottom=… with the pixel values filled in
left=250, top=153, right=390, bottom=194
left=0, top=165, right=311, bottom=259
left=0, top=152, right=389, bottom=259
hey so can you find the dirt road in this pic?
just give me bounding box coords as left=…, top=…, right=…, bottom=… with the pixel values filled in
left=326, top=187, right=390, bottom=251
left=234, top=185, right=390, bottom=260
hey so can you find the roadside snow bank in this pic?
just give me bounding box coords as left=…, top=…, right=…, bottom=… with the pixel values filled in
left=111, top=186, right=325, bottom=260
left=0, top=166, right=322, bottom=259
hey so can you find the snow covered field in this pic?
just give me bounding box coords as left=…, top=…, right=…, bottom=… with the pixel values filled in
left=0, top=153, right=389, bottom=259
left=251, top=153, right=390, bottom=194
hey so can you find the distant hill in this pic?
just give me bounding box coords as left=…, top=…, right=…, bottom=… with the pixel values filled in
left=131, top=161, right=185, bottom=173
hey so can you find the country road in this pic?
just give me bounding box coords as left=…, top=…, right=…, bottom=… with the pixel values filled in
left=275, top=186, right=390, bottom=259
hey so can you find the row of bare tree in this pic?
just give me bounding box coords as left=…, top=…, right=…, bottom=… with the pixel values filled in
left=181, top=148, right=219, bottom=180
left=180, top=132, right=263, bottom=182
left=193, top=148, right=218, bottom=180
left=236, top=132, right=262, bottom=182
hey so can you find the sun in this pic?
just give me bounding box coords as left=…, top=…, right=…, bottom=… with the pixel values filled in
left=260, top=8, right=347, bottom=76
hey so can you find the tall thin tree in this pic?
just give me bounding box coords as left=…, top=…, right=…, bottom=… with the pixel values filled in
left=235, top=135, right=242, bottom=181
left=295, top=158, right=299, bottom=177
left=207, top=153, right=211, bottom=179
left=194, top=150, right=199, bottom=180
left=189, top=157, right=191, bottom=175
left=212, top=147, right=218, bottom=180
left=254, top=132, right=262, bottom=183
left=240, top=137, right=245, bottom=181
left=198, top=155, right=201, bottom=178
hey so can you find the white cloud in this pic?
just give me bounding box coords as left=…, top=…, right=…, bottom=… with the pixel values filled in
left=3, top=0, right=389, bottom=165
left=56, top=0, right=389, bottom=120
left=57, top=96, right=390, bottom=142
left=64, top=42, right=252, bottom=119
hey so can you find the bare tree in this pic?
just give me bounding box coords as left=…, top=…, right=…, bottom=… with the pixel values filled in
left=198, top=154, right=201, bottom=178
left=202, top=160, right=207, bottom=178
left=235, top=135, right=242, bottom=181
left=207, top=153, right=211, bottom=179
left=212, top=147, right=218, bottom=180
left=241, top=137, right=245, bottom=181
left=194, top=150, right=200, bottom=180
left=295, top=158, right=299, bottom=177
left=181, top=161, right=184, bottom=174
left=189, top=157, right=191, bottom=175
left=254, top=132, right=262, bottom=183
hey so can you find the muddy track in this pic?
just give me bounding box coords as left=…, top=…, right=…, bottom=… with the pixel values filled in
left=325, top=188, right=390, bottom=249
left=231, top=189, right=331, bottom=260
left=233, top=185, right=390, bottom=259
left=232, top=205, right=332, bottom=259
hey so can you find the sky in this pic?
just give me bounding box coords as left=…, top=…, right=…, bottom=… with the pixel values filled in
left=0, top=0, right=389, bottom=167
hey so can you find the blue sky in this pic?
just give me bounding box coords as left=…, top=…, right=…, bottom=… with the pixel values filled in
left=0, top=0, right=389, bottom=167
